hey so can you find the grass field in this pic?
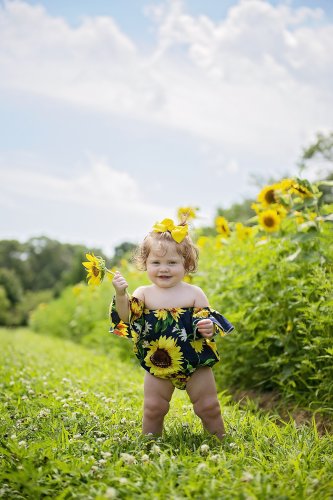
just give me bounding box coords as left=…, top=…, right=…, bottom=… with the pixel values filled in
left=1, top=328, right=332, bottom=499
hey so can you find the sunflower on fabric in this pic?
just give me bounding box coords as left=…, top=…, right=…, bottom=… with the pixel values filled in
left=144, top=336, right=184, bottom=377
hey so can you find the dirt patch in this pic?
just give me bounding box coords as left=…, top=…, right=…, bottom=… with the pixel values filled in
left=232, top=389, right=333, bottom=435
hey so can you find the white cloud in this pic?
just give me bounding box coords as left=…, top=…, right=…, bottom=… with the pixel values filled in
left=0, top=0, right=332, bottom=149
left=0, top=157, right=169, bottom=251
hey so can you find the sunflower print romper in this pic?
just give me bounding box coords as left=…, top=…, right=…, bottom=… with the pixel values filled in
left=109, top=296, right=234, bottom=389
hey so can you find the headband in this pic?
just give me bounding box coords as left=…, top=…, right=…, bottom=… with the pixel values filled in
left=152, top=218, right=188, bottom=243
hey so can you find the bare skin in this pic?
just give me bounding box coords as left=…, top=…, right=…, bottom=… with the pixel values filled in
left=112, top=240, right=225, bottom=440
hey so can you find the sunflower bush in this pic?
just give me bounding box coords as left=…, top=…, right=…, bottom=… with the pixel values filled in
left=194, top=178, right=333, bottom=410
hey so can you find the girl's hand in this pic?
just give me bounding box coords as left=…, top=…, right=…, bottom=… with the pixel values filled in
left=112, top=271, right=128, bottom=296
left=197, top=319, right=214, bottom=338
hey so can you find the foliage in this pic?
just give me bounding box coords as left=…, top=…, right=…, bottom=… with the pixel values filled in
left=30, top=260, right=148, bottom=349
left=1, top=328, right=332, bottom=499
left=193, top=177, right=333, bottom=410
left=0, top=237, right=108, bottom=326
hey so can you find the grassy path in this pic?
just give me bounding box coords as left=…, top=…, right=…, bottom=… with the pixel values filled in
left=0, top=329, right=332, bottom=499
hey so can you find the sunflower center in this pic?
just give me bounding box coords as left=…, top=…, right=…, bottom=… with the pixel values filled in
left=263, top=216, right=275, bottom=227
left=92, top=266, right=100, bottom=277
left=150, top=348, right=172, bottom=368
left=265, top=189, right=276, bottom=204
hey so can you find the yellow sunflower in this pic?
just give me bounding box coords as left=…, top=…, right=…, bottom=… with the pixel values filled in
left=258, top=210, right=281, bottom=232
left=82, top=253, right=105, bottom=285
left=235, top=222, right=254, bottom=240
left=177, top=206, right=198, bottom=223
left=145, top=336, right=183, bottom=377
left=196, top=236, right=209, bottom=248
left=257, top=184, right=280, bottom=206
left=289, top=181, right=313, bottom=198
left=190, top=339, right=205, bottom=353
left=215, top=216, right=230, bottom=237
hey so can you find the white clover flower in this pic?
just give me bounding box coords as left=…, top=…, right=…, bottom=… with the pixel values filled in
left=120, top=418, right=127, bottom=424
left=38, top=408, right=51, bottom=418
left=141, top=454, right=150, bottom=463
left=120, top=453, right=136, bottom=465
left=151, top=444, right=161, bottom=455
left=73, top=434, right=82, bottom=439
left=18, top=440, right=27, bottom=448
left=200, top=444, right=210, bottom=456
left=210, top=454, right=220, bottom=463
left=101, top=451, right=112, bottom=458
left=104, top=487, right=118, bottom=499
left=241, top=472, right=254, bottom=482
left=197, top=463, right=208, bottom=471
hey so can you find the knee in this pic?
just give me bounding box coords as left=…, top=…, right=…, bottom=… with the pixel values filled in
left=193, top=397, right=221, bottom=420
left=144, top=397, right=170, bottom=419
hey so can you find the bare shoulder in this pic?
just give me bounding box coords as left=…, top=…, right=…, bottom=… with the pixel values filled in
left=190, top=284, right=210, bottom=307
left=132, top=285, right=151, bottom=301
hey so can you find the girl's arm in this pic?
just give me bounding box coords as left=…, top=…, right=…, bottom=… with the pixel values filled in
left=112, top=272, right=130, bottom=322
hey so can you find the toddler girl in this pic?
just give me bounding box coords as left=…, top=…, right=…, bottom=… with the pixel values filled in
left=109, top=218, right=234, bottom=440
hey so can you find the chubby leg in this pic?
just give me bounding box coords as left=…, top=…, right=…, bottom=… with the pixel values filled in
left=142, top=372, right=175, bottom=436
left=186, top=367, right=225, bottom=440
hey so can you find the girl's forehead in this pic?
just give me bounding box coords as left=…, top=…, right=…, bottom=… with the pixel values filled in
left=149, top=241, right=179, bottom=258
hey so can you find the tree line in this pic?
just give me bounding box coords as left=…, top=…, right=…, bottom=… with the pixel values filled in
left=0, top=237, right=135, bottom=326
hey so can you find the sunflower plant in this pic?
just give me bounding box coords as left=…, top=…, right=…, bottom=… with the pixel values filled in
left=82, top=253, right=114, bottom=286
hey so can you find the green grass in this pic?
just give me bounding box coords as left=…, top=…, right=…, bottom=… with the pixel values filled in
left=1, top=329, right=332, bottom=499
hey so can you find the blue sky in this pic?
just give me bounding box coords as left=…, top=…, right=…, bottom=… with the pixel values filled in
left=1, top=0, right=332, bottom=254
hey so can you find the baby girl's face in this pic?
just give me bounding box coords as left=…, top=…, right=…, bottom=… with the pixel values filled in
left=146, top=242, right=185, bottom=288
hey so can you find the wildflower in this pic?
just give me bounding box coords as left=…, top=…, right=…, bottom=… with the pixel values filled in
left=151, top=444, right=161, bottom=455
left=104, top=487, right=118, bottom=499
left=141, top=454, right=150, bottom=463
left=258, top=209, right=281, bottom=232
left=120, top=453, right=136, bottom=465
left=38, top=408, right=51, bottom=418
left=241, top=471, right=254, bottom=482
left=215, top=216, right=230, bottom=237
left=200, top=444, right=210, bottom=456
left=197, top=463, right=208, bottom=471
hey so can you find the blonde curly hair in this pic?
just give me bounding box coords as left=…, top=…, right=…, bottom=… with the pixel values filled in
left=133, top=230, right=199, bottom=273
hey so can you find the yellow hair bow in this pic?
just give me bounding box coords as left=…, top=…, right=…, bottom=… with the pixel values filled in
left=152, top=218, right=188, bottom=243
